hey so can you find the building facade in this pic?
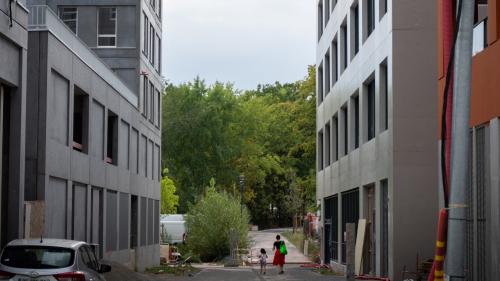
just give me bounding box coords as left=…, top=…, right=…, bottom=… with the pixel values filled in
left=0, top=0, right=28, bottom=248
left=438, top=1, right=500, bottom=280
left=24, top=0, right=162, bottom=270
left=316, top=0, right=438, bottom=279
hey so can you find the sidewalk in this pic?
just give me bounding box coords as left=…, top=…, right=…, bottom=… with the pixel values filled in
left=249, top=228, right=311, bottom=264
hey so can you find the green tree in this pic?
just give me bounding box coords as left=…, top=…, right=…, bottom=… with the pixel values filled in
left=161, top=67, right=317, bottom=227
left=185, top=187, right=249, bottom=261
left=160, top=169, right=179, bottom=214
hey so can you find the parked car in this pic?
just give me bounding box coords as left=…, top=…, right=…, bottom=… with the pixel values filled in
left=0, top=238, right=111, bottom=281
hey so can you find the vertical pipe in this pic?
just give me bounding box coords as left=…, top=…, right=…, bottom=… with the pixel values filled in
left=446, top=0, right=474, bottom=280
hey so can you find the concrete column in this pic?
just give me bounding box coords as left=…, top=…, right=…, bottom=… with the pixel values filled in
left=7, top=48, right=27, bottom=242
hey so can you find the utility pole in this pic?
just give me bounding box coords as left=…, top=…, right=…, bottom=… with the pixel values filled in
left=239, top=174, right=245, bottom=217
left=446, top=0, right=474, bottom=280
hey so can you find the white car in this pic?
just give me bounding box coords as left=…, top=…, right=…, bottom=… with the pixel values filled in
left=0, top=239, right=111, bottom=281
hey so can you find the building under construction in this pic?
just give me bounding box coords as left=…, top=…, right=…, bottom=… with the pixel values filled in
left=316, top=0, right=438, bottom=279
left=438, top=1, right=500, bottom=280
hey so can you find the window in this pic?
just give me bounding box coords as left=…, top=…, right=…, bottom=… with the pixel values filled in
left=149, top=82, right=155, bottom=122
left=380, top=179, right=389, bottom=276
left=156, top=33, right=161, bottom=72
left=149, top=24, right=155, bottom=64
left=73, top=87, right=89, bottom=153
left=97, top=7, right=117, bottom=47
left=341, top=21, right=348, bottom=73
left=318, top=130, right=324, bottom=171
left=318, top=0, right=323, bottom=40
left=332, top=36, right=338, bottom=85
left=331, top=0, right=337, bottom=13
left=341, top=105, right=348, bottom=156
left=155, top=89, right=161, bottom=127
left=364, top=184, right=376, bottom=274
left=131, top=128, right=139, bottom=174
left=341, top=188, right=359, bottom=263
left=120, top=121, right=130, bottom=169
left=143, top=13, right=148, bottom=56
left=325, top=122, right=331, bottom=167
left=318, top=63, right=324, bottom=105
left=142, top=135, right=148, bottom=176
left=380, top=61, right=388, bottom=132
left=156, top=144, right=161, bottom=180
left=366, top=79, right=376, bottom=141
left=325, top=50, right=330, bottom=95
left=351, top=4, right=360, bottom=59
left=142, top=76, right=148, bottom=116
left=333, top=115, right=338, bottom=162
left=352, top=95, right=359, bottom=149
left=366, top=0, right=375, bottom=38
left=149, top=140, right=154, bottom=179
left=1, top=246, right=74, bottom=269
left=158, top=0, right=162, bottom=19
left=59, top=7, right=77, bottom=34
left=380, top=0, right=387, bottom=19
left=106, top=110, right=118, bottom=165
left=324, top=0, right=330, bottom=26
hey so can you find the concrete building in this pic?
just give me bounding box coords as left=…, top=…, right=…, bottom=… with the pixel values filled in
left=438, top=1, right=500, bottom=280
left=24, top=0, right=162, bottom=270
left=0, top=0, right=28, bottom=248
left=316, top=0, right=438, bottom=279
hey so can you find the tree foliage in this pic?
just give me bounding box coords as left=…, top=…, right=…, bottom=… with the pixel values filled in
left=160, top=169, right=179, bottom=214
left=185, top=187, right=250, bottom=261
left=162, top=67, right=317, bottom=228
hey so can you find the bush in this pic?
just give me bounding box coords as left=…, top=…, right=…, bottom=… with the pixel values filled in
left=185, top=187, right=250, bottom=262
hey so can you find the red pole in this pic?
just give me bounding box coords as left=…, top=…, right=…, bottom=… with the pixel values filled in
left=428, top=209, right=449, bottom=281
left=429, top=1, right=455, bottom=279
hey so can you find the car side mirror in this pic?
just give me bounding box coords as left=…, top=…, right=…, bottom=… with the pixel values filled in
left=98, top=263, right=112, bottom=273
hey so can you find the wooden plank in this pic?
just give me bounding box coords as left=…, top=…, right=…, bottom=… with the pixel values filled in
left=355, top=219, right=367, bottom=276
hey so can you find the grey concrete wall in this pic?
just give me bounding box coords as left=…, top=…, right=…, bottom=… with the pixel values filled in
left=25, top=28, right=160, bottom=268
left=0, top=0, right=28, bottom=247
left=391, top=0, right=438, bottom=278
left=316, top=0, right=438, bottom=279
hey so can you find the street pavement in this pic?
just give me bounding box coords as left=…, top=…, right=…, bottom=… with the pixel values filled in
left=105, top=264, right=345, bottom=281
left=248, top=228, right=310, bottom=264
left=104, top=229, right=342, bottom=281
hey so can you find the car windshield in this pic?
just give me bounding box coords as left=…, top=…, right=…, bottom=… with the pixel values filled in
left=0, top=246, right=74, bottom=269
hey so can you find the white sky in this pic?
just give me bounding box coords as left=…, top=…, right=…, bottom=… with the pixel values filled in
left=161, top=0, right=316, bottom=90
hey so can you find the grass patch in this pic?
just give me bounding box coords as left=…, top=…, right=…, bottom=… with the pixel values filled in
left=145, top=264, right=199, bottom=276
left=282, top=230, right=320, bottom=263
left=314, top=267, right=344, bottom=276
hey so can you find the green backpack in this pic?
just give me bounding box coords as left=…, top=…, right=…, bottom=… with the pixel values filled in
left=279, top=241, right=288, bottom=255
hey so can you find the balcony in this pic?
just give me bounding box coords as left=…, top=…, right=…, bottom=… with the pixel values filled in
left=473, top=18, right=488, bottom=56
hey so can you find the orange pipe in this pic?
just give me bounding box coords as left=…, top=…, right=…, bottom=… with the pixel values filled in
left=428, top=209, right=448, bottom=281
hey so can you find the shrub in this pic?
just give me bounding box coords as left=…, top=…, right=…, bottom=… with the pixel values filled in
left=185, top=187, right=250, bottom=261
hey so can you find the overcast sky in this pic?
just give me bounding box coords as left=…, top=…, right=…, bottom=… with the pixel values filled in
left=161, top=0, right=316, bottom=90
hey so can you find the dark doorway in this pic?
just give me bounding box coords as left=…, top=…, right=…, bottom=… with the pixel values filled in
left=130, top=195, right=138, bottom=249
left=341, top=188, right=359, bottom=264
left=0, top=85, right=10, bottom=248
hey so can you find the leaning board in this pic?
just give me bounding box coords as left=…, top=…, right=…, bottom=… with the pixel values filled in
left=355, top=219, right=367, bottom=276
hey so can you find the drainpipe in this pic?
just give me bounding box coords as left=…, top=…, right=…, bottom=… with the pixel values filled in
left=446, top=0, right=474, bottom=280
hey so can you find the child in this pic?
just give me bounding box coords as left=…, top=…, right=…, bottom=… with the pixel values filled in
left=259, top=248, right=268, bottom=274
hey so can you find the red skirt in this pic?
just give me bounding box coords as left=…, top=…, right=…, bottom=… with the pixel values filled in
left=273, top=249, right=285, bottom=266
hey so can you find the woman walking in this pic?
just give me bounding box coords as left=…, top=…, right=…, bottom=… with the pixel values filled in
left=272, top=235, right=286, bottom=274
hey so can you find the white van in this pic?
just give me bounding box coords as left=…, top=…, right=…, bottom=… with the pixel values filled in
left=160, top=215, right=186, bottom=244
